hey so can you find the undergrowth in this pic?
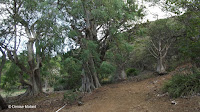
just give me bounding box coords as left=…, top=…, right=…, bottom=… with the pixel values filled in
left=63, top=90, right=80, bottom=104
left=163, top=72, right=200, bottom=98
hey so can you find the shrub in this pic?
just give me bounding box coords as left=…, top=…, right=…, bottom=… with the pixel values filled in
left=63, top=90, right=79, bottom=104
left=62, top=57, right=82, bottom=89
left=53, top=77, right=66, bottom=91
left=126, top=68, right=139, bottom=77
left=54, top=84, right=65, bottom=91
left=53, top=73, right=81, bottom=91
left=99, top=61, right=116, bottom=83
left=163, top=72, right=200, bottom=98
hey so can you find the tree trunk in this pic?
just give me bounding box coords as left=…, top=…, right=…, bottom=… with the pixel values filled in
left=20, top=71, right=42, bottom=96
left=18, top=38, right=43, bottom=96
left=79, top=2, right=101, bottom=92
left=79, top=58, right=101, bottom=92
left=88, top=57, right=101, bottom=88
left=115, top=67, right=127, bottom=80
left=0, top=47, right=6, bottom=84
left=44, top=79, right=48, bottom=92
left=79, top=69, right=95, bottom=93
left=156, top=39, right=167, bottom=74
left=156, top=57, right=166, bottom=74
left=0, top=95, right=7, bottom=110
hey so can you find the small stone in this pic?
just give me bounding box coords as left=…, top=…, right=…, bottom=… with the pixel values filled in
left=171, top=100, right=177, bottom=105
left=78, top=101, right=84, bottom=106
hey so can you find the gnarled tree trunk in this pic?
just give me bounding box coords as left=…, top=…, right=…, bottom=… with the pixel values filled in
left=79, top=2, right=101, bottom=92
left=6, top=29, right=43, bottom=96
left=23, top=38, right=42, bottom=96
left=79, top=58, right=101, bottom=92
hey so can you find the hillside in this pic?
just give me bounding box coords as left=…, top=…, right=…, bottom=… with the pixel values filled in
left=62, top=71, right=200, bottom=112
left=2, top=64, right=200, bottom=112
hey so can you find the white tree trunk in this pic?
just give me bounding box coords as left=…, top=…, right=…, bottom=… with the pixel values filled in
left=115, top=67, right=127, bottom=80
left=156, top=57, right=166, bottom=74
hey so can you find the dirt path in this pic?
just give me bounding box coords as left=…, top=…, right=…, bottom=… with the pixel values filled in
left=3, top=63, right=200, bottom=112
left=61, top=74, right=200, bottom=112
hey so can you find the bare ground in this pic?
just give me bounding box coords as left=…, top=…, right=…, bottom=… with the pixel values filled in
left=3, top=63, right=200, bottom=112
left=61, top=74, right=200, bottom=112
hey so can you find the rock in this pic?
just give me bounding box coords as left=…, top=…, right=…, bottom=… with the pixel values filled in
left=78, top=101, right=84, bottom=106
left=171, top=100, right=177, bottom=105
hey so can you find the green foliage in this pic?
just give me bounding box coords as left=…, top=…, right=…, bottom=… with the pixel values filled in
left=178, top=38, right=200, bottom=64
left=54, top=57, right=82, bottom=91
left=106, top=34, right=134, bottom=67
left=99, top=61, right=116, bottom=80
left=163, top=72, right=200, bottom=98
left=54, top=75, right=67, bottom=91
left=1, top=63, right=21, bottom=96
left=165, top=0, right=199, bottom=14
left=80, top=39, right=100, bottom=63
left=126, top=68, right=140, bottom=77
left=63, top=90, right=79, bottom=104
left=148, top=18, right=185, bottom=40
left=177, top=11, right=200, bottom=66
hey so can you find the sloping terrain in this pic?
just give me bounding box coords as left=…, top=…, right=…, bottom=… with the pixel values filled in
left=62, top=64, right=200, bottom=112
left=3, top=63, right=200, bottom=112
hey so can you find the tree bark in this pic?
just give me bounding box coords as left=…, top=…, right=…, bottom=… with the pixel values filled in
left=44, top=79, right=48, bottom=92
left=6, top=30, right=43, bottom=96
left=0, top=95, right=7, bottom=110
left=24, top=30, right=42, bottom=96
left=149, top=38, right=169, bottom=74
left=79, top=2, right=101, bottom=92
left=0, top=47, right=6, bottom=84
left=79, top=58, right=101, bottom=92
left=156, top=57, right=166, bottom=74
left=115, top=67, right=127, bottom=81
left=156, top=39, right=167, bottom=74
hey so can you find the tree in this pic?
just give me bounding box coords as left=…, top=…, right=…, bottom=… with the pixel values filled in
left=0, top=47, right=6, bottom=84
left=105, top=33, right=134, bottom=80
left=58, top=0, right=144, bottom=92
left=0, top=94, right=8, bottom=110
left=148, top=18, right=185, bottom=74
left=164, top=0, right=200, bottom=66
left=0, top=0, right=63, bottom=96
left=164, top=0, right=199, bottom=14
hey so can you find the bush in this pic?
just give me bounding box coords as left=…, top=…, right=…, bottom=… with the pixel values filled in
left=126, top=68, right=139, bottom=77
left=63, top=90, right=79, bottom=104
left=163, top=72, right=200, bottom=98
left=58, top=57, right=82, bottom=90
left=1, top=63, right=21, bottom=96
left=53, top=77, right=67, bottom=91
left=53, top=73, right=81, bottom=91
left=54, top=84, right=65, bottom=91
left=99, top=61, right=116, bottom=83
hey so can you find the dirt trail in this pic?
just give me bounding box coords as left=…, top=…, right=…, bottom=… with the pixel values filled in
left=3, top=63, right=200, bottom=112
left=62, top=74, right=200, bottom=112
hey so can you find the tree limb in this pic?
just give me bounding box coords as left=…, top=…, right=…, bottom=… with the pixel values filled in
left=148, top=47, right=158, bottom=59
left=19, top=71, right=32, bottom=87
left=150, top=40, right=158, bottom=51
left=7, top=50, right=30, bottom=75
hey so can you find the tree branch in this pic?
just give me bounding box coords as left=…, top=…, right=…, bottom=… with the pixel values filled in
left=19, top=71, right=32, bottom=87
left=7, top=50, right=30, bottom=75
left=150, top=40, right=158, bottom=51
left=148, top=47, right=158, bottom=59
